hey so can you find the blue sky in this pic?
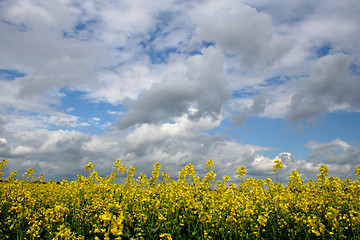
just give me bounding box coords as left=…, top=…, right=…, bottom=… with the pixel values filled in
left=0, top=0, right=359, bottom=182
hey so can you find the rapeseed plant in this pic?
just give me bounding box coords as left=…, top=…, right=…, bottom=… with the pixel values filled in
left=0, top=159, right=7, bottom=181
left=0, top=159, right=359, bottom=239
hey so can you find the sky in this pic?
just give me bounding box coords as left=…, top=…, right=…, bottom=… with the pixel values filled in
left=0, top=0, right=360, bottom=183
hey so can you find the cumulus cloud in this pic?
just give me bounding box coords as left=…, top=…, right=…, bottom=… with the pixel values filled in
left=117, top=77, right=197, bottom=128
left=232, top=94, right=269, bottom=126
left=117, top=46, right=231, bottom=129
left=0, top=107, right=275, bottom=182
left=286, top=53, right=360, bottom=123
left=264, top=143, right=360, bottom=182
left=269, top=139, right=360, bottom=181
left=86, top=64, right=163, bottom=105
left=195, top=1, right=291, bottom=67
left=1, top=115, right=359, bottom=183
left=0, top=116, right=8, bottom=134
left=117, top=114, right=273, bottom=181
left=10, top=145, right=36, bottom=156
left=1, top=129, right=92, bottom=180
left=0, top=0, right=115, bottom=104
left=0, top=118, right=273, bottom=182
left=228, top=0, right=360, bottom=124
left=124, top=113, right=221, bottom=156
left=306, top=139, right=360, bottom=165
left=1, top=0, right=73, bottom=31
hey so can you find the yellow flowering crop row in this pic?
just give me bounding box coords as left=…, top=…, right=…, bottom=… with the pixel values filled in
left=0, top=158, right=359, bottom=239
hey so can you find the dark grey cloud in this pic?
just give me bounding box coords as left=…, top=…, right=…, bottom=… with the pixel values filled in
left=117, top=47, right=231, bottom=129
left=0, top=116, right=8, bottom=134
left=286, top=53, right=360, bottom=123
left=232, top=94, right=269, bottom=126
left=118, top=79, right=198, bottom=129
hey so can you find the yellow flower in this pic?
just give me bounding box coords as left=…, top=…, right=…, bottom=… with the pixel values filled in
left=162, top=172, right=170, bottom=182
left=223, top=176, right=229, bottom=183
left=237, top=166, right=246, bottom=177
left=100, top=213, right=112, bottom=226
left=85, top=162, right=93, bottom=171
left=159, top=233, right=172, bottom=240
left=257, top=215, right=267, bottom=226
left=2, top=158, right=360, bottom=240
left=273, top=159, right=283, bottom=172
left=158, top=213, right=166, bottom=221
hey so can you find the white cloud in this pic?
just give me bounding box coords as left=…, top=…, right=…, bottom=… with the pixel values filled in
left=195, top=0, right=291, bottom=67
left=10, top=145, right=36, bottom=156
left=267, top=139, right=360, bottom=181
left=1, top=111, right=89, bottom=133
left=37, top=129, right=90, bottom=153
left=0, top=113, right=274, bottom=182
left=225, top=0, right=360, bottom=125
left=2, top=0, right=73, bottom=30
left=1, top=117, right=359, bottom=183
left=306, top=139, right=359, bottom=165
left=125, top=113, right=222, bottom=150
left=232, top=94, right=269, bottom=125
left=87, top=63, right=164, bottom=104
left=250, top=155, right=273, bottom=173
left=0, top=128, right=92, bottom=180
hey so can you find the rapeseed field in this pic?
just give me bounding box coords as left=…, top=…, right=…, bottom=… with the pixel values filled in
left=0, top=158, right=359, bottom=239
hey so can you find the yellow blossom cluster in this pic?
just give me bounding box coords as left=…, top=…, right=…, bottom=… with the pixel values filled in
left=0, top=158, right=359, bottom=239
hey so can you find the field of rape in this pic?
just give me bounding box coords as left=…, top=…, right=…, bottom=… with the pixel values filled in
left=0, top=158, right=360, bottom=240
